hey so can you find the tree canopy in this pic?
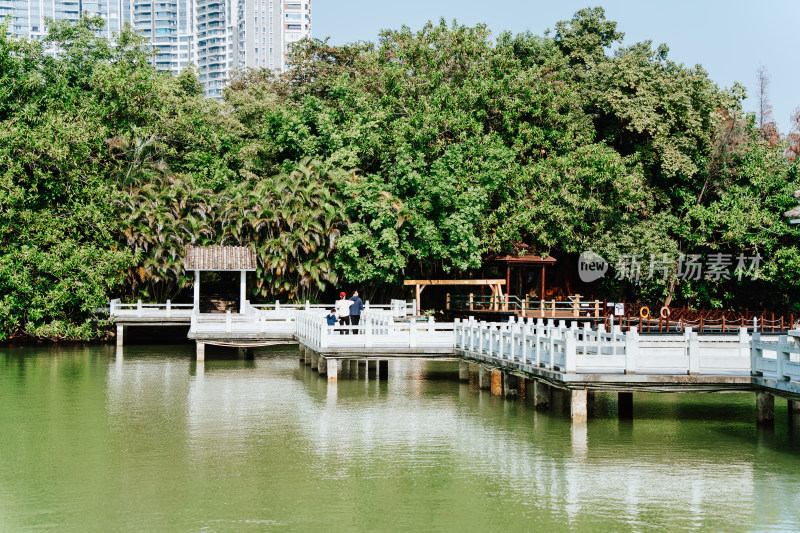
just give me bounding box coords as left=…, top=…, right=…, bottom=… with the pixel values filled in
left=1, top=8, right=798, bottom=341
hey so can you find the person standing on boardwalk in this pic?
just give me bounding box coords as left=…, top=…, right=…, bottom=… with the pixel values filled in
left=349, top=291, right=364, bottom=334
left=325, top=308, right=337, bottom=335
left=335, top=292, right=353, bottom=334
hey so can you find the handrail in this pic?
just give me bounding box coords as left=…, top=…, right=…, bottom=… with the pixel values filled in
left=453, top=317, right=755, bottom=376
left=294, top=309, right=453, bottom=350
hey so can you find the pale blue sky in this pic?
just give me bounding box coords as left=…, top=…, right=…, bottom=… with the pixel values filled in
left=314, top=0, right=799, bottom=133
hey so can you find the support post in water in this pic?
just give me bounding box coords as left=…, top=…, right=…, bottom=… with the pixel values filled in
left=378, top=360, right=388, bottom=380
left=458, top=360, right=470, bottom=382
left=618, top=392, right=633, bottom=419
left=571, top=389, right=588, bottom=424
left=490, top=369, right=503, bottom=396
left=116, top=324, right=125, bottom=348
left=532, top=380, right=550, bottom=410
left=756, top=391, right=774, bottom=424
left=326, top=358, right=338, bottom=382
left=478, top=366, right=491, bottom=390
left=503, top=371, right=519, bottom=399
left=790, top=400, right=800, bottom=428
left=311, top=351, right=319, bottom=370
left=318, top=356, right=328, bottom=377
left=196, top=341, right=205, bottom=362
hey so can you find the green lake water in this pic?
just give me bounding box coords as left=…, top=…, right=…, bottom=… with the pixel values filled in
left=1, top=344, right=799, bottom=532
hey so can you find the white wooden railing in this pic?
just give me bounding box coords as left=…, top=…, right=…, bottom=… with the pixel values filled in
left=109, top=298, right=194, bottom=318
left=454, top=317, right=754, bottom=376
left=295, top=310, right=454, bottom=350
left=113, top=298, right=416, bottom=325
left=751, top=332, right=800, bottom=382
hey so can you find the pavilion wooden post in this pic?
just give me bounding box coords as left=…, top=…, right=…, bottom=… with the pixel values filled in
left=239, top=270, right=246, bottom=313
left=193, top=270, right=200, bottom=311
left=540, top=266, right=546, bottom=301
left=446, top=293, right=450, bottom=310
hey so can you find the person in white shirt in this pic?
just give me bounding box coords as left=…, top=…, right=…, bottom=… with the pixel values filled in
left=335, top=292, right=353, bottom=335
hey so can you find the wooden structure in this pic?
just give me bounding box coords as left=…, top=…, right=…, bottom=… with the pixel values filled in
left=487, top=253, right=556, bottom=300
left=403, top=279, right=506, bottom=314
left=454, top=318, right=798, bottom=423
left=110, top=297, right=800, bottom=424
left=184, top=245, right=257, bottom=313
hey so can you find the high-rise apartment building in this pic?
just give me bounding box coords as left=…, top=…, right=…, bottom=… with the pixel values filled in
left=0, top=0, right=126, bottom=39
left=1, top=0, right=311, bottom=97
left=131, top=0, right=196, bottom=75
left=237, top=0, right=310, bottom=73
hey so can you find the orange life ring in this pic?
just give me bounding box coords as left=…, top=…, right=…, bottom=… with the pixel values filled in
left=640, top=306, right=650, bottom=319
left=660, top=306, right=671, bottom=319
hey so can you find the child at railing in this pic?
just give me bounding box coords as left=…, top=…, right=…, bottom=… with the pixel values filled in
left=325, top=309, right=337, bottom=335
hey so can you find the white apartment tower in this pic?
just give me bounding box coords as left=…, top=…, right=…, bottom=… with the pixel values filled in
left=1, top=0, right=311, bottom=97
left=237, top=0, right=310, bottom=73
left=1, top=0, right=127, bottom=39
left=131, top=0, right=196, bottom=75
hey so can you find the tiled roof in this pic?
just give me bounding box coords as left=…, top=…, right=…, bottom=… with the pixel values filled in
left=184, top=246, right=257, bottom=271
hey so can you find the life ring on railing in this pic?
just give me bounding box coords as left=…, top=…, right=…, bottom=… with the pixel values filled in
left=660, top=306, right=671, bottom=319
left=639, top=306, right=650, bottom=319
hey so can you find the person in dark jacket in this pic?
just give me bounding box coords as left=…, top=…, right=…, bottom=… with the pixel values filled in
left=349, top=291, right=364, bottom=333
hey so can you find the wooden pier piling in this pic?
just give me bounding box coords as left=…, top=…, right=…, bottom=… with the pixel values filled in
left=756, top=391, right=774, bottom=424
left=326, top=358, right=338, bottom=381
left=478, top=366, right=491, bottom=390
left=458, top=360, right=470, bottom=382
left=196, top=341, right=205, bottom=362
left=502, top=371, right=519, bottom=398
left=571, top=390, right=588, bottom=423
left=116, top=324, right=125, bottom=348
left=531, top=380, right=550, bottom=410
left=618, top=392, right=633, bottom=419
left=490, top=369, right=503, bottom=396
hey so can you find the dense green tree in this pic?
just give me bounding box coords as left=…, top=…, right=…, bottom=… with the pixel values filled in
left=2, top=9, right=799, bottom=341
left=0, top=18, right=150, bottom=340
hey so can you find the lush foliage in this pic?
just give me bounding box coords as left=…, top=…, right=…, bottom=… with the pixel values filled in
left=1, top=8, right=799, bottom=340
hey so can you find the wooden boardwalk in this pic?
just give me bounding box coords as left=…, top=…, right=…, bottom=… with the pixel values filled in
left=110, top=299, right=800, bottom=423
left=452, top=318, right=799, bottom=422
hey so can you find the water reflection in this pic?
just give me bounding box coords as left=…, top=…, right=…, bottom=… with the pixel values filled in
left=0, top=346, right=799, bottom=531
